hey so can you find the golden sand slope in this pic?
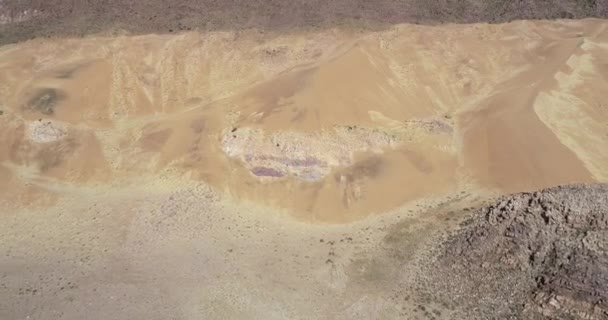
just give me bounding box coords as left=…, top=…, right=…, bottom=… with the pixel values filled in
left=1, top=19, right=607, bottom=222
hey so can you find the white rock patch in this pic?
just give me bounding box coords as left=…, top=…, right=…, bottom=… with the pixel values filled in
left=221, top=126, right=403, bottom=181
left=28, top=120, right=67, bottom=143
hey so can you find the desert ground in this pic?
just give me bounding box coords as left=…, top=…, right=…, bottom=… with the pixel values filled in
left=1, top=1, right=608, bottom=319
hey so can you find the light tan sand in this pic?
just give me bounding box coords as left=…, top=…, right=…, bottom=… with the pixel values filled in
left=1, top=20, right=606, bottom=222
left=1, top=19, right=608, bottom=320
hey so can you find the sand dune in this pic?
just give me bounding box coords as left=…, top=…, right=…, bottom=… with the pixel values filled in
left=1, top=19, right=607, bottom=222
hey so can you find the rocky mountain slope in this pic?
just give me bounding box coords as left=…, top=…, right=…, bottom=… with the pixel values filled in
left=424, top=184, right=608, bottom=319
left=1, top=0, right=607, bottom=45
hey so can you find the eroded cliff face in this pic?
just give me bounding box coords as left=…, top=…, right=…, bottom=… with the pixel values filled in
left=1, top=19, right=608, bottom=221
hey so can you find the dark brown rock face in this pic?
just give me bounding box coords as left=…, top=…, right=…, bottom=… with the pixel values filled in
left=2, top=0, right=608, bottom=45
left=427, top=184, right=608, bottom=319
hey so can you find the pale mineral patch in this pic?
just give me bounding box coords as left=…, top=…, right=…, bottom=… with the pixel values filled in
left=221, top=126, right=404, bottom=181
left=27, top=120, right=68, bottom=143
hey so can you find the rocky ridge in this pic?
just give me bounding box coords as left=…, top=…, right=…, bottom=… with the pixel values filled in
left=424, top=184, right=608, bottom=319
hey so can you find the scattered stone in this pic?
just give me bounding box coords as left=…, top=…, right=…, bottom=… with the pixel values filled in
left=423, top=184, right=608, bottom=320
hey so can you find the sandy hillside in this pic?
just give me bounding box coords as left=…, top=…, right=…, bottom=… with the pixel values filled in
left=1, top=19, right=608, bottom=221
left=1, top=16, right=608, bottom=320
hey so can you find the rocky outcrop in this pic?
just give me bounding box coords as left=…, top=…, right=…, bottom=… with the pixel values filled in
left=221, top=126, right=402, bottom=181
left=425, top=184, right=608, bottom=319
